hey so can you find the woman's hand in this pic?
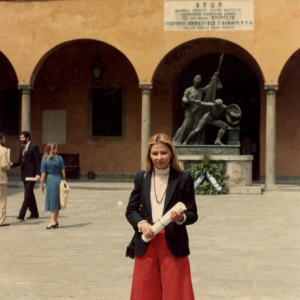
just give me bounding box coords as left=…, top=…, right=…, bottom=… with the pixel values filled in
left=170, top=209, right=187, bottom=222
left=41, top=184, right=45, bottom=193
left=140, top=221, right=155, bottom=239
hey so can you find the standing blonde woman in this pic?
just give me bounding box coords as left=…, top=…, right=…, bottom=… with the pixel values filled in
left=40, top=143, right=65, bottom=229
left=126, top=133, right=198, bottom=300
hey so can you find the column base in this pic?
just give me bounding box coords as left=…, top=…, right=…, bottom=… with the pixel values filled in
left=264, top=183, right=277, bottom=191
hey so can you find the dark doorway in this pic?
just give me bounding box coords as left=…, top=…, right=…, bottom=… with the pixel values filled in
left=173, top=53, right=260, bottom=179
left=91, top=87, right=123, bottom=137
left=0, top=52, right=19, bottom=136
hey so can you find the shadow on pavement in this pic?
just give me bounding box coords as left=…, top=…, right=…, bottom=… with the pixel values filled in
left=6, top=216, right=49, bottom=219
left=59, top=223, right=92, bottom=228
left=7, top=187, right=24, bottom=197
left=11, top=221, right=44, bottom=226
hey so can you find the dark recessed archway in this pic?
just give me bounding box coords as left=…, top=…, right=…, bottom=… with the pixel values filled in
left=0, top=51, right=19, bottom=136
left=277, top=49, right=300, bottom=176
left=28, top=39, right=141, bottom=173
left=152, top=38, right=264, bottom=179
left=30, top=39, right=140, bottom=142
left=173, top=53, right=261, bottom=179
left=30, top=39, right=139, bottom=91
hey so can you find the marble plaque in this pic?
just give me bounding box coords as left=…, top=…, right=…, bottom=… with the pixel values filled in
left=42, top=110, right=66, bottom=144
left=165, top=1, right=254, bottom=31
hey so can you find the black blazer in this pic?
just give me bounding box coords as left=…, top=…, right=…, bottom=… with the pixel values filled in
left=126, top=168, right=198, bottom=257
left=11, top=143, right=41, bottom=182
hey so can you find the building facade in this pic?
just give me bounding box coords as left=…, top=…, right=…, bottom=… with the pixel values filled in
left=0, top=0, right=299, bottom=185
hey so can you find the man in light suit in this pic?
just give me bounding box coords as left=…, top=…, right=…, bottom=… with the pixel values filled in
left=10, top=131, right=41, bottom=221
left=0, top=133, right=10, bottom=227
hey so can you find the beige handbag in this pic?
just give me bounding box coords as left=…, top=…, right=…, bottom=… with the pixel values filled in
left=60, top=180, right=70, bottom=210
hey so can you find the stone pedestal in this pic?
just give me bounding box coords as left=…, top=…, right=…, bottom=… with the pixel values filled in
left=178, top=154, right=261, bottom=194
left=225, top=156, right=252, bottom=187
left=228, top=126, right=240, bottom=145
left=175, top=145, right=240, bottom=156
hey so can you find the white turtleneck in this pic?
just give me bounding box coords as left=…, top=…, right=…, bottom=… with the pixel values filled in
left=150, top=166, right=170, bottom=223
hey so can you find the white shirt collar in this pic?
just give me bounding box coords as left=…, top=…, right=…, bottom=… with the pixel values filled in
left=25, top=141, right=30, bottom=149
left=153, top=165, right=170, bottom=175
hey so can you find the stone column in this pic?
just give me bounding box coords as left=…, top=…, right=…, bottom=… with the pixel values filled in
left=264, top=83, right=278, bottom=189
left=18, top=83, right=33, bottom=132
left=139, top=83, right=153, bottom=170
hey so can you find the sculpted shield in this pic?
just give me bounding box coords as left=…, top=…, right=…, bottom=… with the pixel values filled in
left=226, top=103, right=242, bottom=126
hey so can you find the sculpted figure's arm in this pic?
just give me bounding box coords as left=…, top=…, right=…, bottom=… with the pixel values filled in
left=199, top=101, right=215, bottom=107
left=182, top=88, right=203, bottom=106
left=187, top=99, right=215, bottom=107
left=182, top=88, right=190, bottom=107
left=189, top=99, right=201, bottom=105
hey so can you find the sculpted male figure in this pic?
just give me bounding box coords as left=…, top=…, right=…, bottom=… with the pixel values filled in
left=10, top=131, right=41, bottom=221
left=173, top=72, right=221, bottom=145
left=183, top=99, right=241, bottom=145
left=0, top=133, right=10, bottom=227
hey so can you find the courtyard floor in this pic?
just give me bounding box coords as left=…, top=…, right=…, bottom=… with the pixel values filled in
left=1, top=180, right=300, bottom=300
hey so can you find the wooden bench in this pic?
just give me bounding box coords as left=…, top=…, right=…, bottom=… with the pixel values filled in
left=41, top=153, right=80, bottom=179
left=60, top=154, right=80, bottom=179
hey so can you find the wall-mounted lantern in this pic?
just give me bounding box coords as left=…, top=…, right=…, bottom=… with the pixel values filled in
left=90, top=55, right=105, bottom=84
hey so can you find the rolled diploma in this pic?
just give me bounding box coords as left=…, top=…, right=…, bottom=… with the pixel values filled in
left=25, top=177, right=37, bottom=181
left=142, top=202, right=187, bottom=243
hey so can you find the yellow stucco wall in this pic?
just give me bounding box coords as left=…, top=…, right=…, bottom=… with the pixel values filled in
left=0, top=0, right=299, bottom=83
left=1, top=0, right=300, bottom=176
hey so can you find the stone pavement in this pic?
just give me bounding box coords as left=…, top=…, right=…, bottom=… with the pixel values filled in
left=1, top=180, right=300, bottom=300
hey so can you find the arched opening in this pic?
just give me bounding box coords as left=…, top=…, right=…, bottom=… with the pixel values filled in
left=30, top=39, right=140, bottom=174
left=277, top=50, right=300, bottom=178
left=152, top=38, right=264, bottom=179
left=0, top=51, right=19, bottom=136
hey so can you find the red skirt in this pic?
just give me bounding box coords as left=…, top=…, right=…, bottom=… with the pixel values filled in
left=130, top=229, right=195, bottom=300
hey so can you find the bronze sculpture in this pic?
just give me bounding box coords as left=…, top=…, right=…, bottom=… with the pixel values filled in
left=173, top=53, right=242, bottom=146
left=182, top=99, right=241, bottom=145
left=173, top=72, right=222, bottom=145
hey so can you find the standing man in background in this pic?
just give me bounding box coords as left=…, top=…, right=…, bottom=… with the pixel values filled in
left=0, top=133, right=10, bottom=227
left=10, top=131, right=41, bottom=221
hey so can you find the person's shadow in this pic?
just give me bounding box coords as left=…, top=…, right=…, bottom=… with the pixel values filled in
left=58, top=223, right=92, bottom=228
left=11, top=221, right=44, bottom=226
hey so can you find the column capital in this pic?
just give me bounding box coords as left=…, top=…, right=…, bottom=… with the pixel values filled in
left=139, top=83, right=153, bottom=94
left=18, top=83, right=34, bottom=93
left=264, top=83, right=278, bottom=93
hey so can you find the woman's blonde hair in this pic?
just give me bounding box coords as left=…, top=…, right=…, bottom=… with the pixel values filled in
left=42, top=143, right=58, bottom=159
left=145, top=133, right=182, bottom=172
